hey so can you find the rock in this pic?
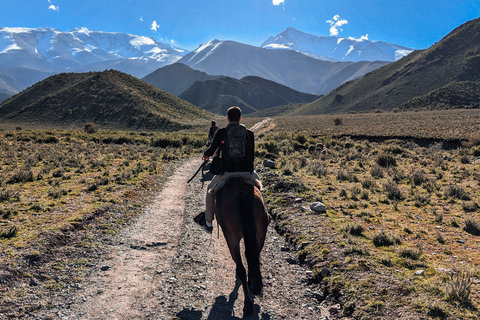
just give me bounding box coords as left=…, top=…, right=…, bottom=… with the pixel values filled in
left=344, top=142, right=353, bottom=148
left=285, top=257, right=297, bottom=264
left=328, top=304, right=341, bottom=314
left=320, top=267, right=330, bottom=278
left=29, top=278, right=38, bottom=286
left=435, top=268, right=453, bottom=274
left=310, top=202, right=327, bottom=213
left=414, top=270, right=425, bottom=276
left=100, top=266, right=111, bottom=271
left=297, top=241, right=310, bottom=250
left=294, top=198, right=302, bottom=203
left=316, top=143, right=324, bottom=150
left=263, top=159, right=275, bottom=169
left=308, top=145, right=316, bottom=153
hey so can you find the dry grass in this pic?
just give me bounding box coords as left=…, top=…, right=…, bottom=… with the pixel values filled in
left=258, top=111, right=480, bottom=319
left=0, top=127, right=207, bottom=317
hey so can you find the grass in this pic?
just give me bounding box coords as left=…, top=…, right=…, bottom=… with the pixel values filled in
left=0, top=126, right=207, bottom=318
left=257, top=111, right=480, bottom=319
left=2, top=109, right=480, bottom=319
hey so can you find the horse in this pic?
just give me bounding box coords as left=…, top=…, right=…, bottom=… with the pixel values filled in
left=214, top=177, right=270, bottom=316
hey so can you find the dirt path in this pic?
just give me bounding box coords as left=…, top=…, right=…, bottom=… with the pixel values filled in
left=49, top=120, right=327, bottom=320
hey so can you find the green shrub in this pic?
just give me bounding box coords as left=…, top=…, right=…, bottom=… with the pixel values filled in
left=384, top=180, right=402, bottom=200
left=464, top=218, right=480, bottom=236
left=373, top=231, right=401, bottom=247
left=445, top=269, right=473, bottom=305
left=376, top=153, right=397, bottom=167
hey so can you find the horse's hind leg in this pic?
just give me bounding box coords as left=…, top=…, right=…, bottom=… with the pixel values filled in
left=230, top=244, right=254, bottom=315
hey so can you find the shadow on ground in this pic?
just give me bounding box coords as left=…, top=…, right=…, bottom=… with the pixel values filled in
left=175, top=279, right=271, bottom=320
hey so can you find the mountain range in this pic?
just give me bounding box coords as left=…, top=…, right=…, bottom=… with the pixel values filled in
left=0, top=27, right=185, bottom=98
left=287, top=17, right=480, bottom=115
left=0, top=26, right=411, bottom=101
left=261, top=27, right=414, bottom=62
left=177, top=40, right=389, bottom=94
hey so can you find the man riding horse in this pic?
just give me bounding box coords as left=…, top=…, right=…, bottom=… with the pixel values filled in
left=196, top=106, right=261, bottom=233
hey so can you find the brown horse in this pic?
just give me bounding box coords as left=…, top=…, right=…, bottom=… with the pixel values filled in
left=214, top=177, right=270, bottom=316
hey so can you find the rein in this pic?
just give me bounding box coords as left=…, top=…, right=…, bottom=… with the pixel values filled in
left=187, top=160, right=208, bottom=185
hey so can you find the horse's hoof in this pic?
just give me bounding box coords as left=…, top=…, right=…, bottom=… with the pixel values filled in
left=243, top=302, right=254, bottom=316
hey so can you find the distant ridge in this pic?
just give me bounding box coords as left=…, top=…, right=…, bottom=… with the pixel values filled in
left=0, top=70, right=213, bottom=130
left=142, top=63, right=224, bottom=96
left=178, top=40, right=389, bottom=95
left=179, top=75, right=321, bottom=115
left=262, top=27, right=414, bottom=62
left=291, top=17, right=480, bottom=115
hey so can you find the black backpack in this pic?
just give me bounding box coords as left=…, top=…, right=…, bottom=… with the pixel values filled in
left=222, top=124, right=250, bottom=163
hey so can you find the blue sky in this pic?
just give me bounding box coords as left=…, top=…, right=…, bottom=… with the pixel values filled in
left=1, top=0, right=479, bottom=51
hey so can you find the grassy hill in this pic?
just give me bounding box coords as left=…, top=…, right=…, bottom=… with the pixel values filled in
left=179, top=75, right=320, bottom=115
left=291, top=17, right=480, bottom=115
left=0, top=69, right=215, bottom=130
left=400, top=81, right=480, bottom=111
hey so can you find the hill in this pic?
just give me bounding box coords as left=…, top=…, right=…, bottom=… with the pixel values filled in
left=178, top=75, right=321, bottom=115
left=0, top=70, right=213, bottom=130
left=292, top=18, right=480, bottom=115
left=178, top=40, right=389, bottom=95
left=400, top=81, right=480, bottom=111
left=142, top=63, right=224, bottom=96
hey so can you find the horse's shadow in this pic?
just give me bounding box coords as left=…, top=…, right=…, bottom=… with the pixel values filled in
left=175, top=278, right=271, bottom=320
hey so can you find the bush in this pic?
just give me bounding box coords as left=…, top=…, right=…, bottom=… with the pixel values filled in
left=464, top=218, right=480, bottom=236
left=84, top=123, right=98, bottom=134
left=412, top=169, right=428, bottom=186
left=445, top=269, right=473, bottom=305
left=342, top=223, right=365, bottom=236
left=0, top=226, right=18, bottom=239
left=8, top=169, right=35, bottom=184
left=444, top=185, right=469, bottom=200
left=397, top=247, right=422, bottom=260
left=373, top=231, right=401, bottom=247
left=384, top=180, right=402, bottom=200
left=333, top=117, right=343, bottom=126
left=376, top=153, right=397, bottom=167
left=370, top=164, right=384, bottom=178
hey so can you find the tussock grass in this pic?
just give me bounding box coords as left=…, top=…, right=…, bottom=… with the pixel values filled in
left=259, top=113, right=480, bottom=319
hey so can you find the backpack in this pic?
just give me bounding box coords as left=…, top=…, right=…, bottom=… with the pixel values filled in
left=222, top=124, right=250, bottom=163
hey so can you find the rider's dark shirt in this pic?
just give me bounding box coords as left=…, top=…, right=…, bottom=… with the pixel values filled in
left=204, top=125, right=255, bottom=173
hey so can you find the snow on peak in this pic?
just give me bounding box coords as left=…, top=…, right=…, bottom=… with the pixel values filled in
left=130, top=36, right=156, bottom=47
left=262, top=27, right=415, bottom=62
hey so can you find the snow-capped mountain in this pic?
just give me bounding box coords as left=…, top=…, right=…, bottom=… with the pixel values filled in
left=178, top=39, right=389, bottom=95
left=261, top=27, right=414, bottom=62
left=0, top=27, right=186, bottom=96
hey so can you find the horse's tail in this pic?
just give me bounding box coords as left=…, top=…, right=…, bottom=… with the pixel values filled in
left=236, top=191, right=262, bottom=295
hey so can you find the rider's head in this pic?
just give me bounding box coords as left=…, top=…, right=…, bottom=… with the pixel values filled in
left=211, top=120, right=216, bottom=127
left=227, top=106, right=242, bottom=124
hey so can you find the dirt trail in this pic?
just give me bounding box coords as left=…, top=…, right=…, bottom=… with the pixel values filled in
left=51, top=119, right=326, bottom=320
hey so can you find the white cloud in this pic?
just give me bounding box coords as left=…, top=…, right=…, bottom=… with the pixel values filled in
left=326, top=14, right=348, bottom=36
left=48, top=5, right=59, bottom=11
left=151, top=21, right=159, bottom=32
left=139, top=16, right=144, bottom=22
left=273, top=0, right=284, bottom=6
left=360, top=34, right=369, bottom=41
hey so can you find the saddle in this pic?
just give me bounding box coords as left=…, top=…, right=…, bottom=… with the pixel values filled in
left=208, top=175, right=262, bottom=195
